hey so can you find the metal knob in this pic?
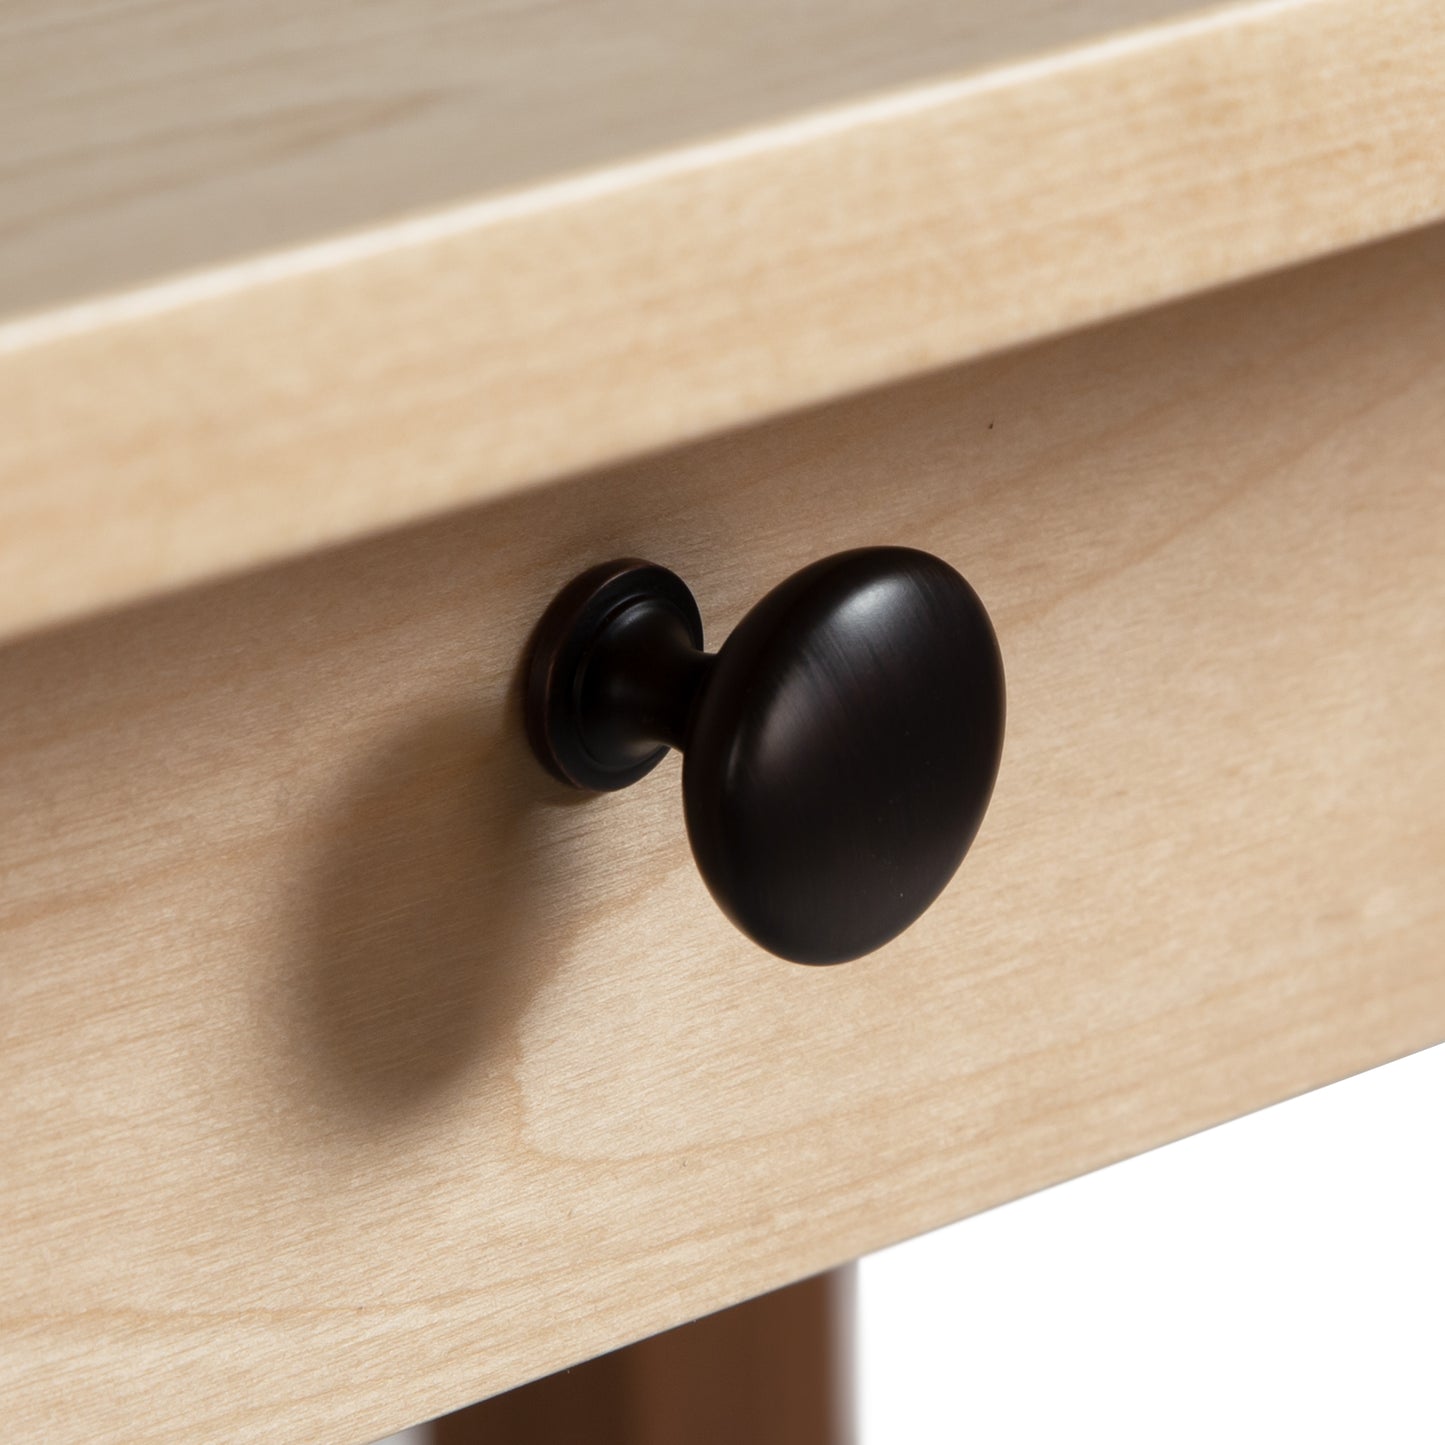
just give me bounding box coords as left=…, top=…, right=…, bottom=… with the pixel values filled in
left=524, top=548, right=1004, bottom=963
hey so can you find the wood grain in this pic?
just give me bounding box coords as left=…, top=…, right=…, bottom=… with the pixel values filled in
left=3, top=0, right=1443, bottom=645
left=2, top=224, right=1444, bottom=1443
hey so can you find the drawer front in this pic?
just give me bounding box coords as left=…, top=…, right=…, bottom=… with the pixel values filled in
left=3, top=225, right=1444, bottom=1443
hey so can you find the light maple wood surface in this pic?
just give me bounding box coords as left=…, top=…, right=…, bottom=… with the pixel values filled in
left=3, top=0, right=1443, bottom=645
left=3, top=224, right=1443, bottom=1444
left=0, top=0, right=1230, bottom=319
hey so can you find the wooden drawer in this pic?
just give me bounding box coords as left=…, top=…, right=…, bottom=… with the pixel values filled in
left=3, top=223, right=1444, bottom=1441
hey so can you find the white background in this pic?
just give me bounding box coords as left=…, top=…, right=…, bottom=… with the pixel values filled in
left=859, top=1043, right=1445, bottom=1443
left=382, top=1043, right=1444, bottom=1442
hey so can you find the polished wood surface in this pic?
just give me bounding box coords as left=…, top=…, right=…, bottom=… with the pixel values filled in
left=436, top=1270, right=854, bottom=1445
left=2, top=226, right=1444, bottom=1442
left=3, top=0, right=1442, bottom=644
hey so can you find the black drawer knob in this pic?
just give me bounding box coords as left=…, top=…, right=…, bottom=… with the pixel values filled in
left=524, top=548, right=1004, bottom=964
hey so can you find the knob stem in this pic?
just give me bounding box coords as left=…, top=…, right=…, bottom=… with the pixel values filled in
left=579, top=601, right=714, bottom=760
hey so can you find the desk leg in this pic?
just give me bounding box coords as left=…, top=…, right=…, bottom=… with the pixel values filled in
left=434, top=1267, right=856, bottom=1445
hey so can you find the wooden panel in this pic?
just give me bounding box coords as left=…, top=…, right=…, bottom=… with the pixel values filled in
left=3, top=0, right=1443, bottom=645
left=2, top=224, right=1444, bottom=1443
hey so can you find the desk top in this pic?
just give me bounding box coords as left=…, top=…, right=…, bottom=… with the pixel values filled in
left=2, top=0, right=1441, bottom=643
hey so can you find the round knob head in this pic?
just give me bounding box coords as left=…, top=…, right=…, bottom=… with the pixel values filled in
left=683, top=548, right=1004, bottom=964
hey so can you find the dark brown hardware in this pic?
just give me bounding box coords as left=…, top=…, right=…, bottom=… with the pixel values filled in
left=524, top=548, right=1004, bottom=964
